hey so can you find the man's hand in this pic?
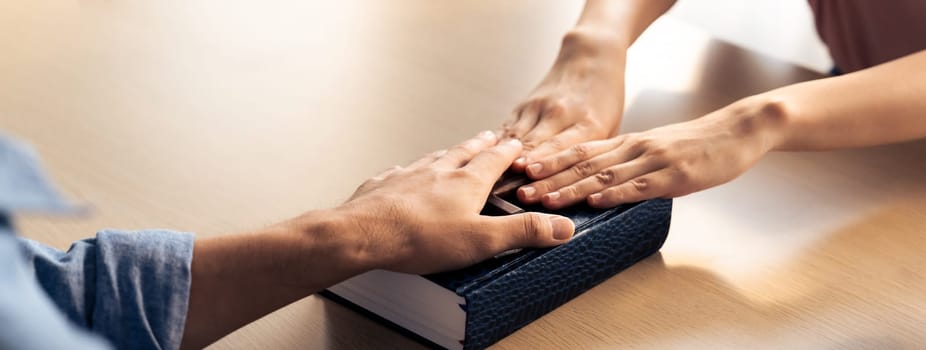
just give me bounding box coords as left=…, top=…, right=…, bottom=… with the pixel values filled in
left=339, top=131, right=575, bottom=275
left=515, top=101, right=785, bottom=209
left=503, top=30, right=627, bottom=172
left=183, top=132, right=575, bottom=349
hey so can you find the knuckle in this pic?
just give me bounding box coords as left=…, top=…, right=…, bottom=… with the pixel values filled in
left=572, top=161, right=595, bottom=177
left=642, top=147, right=672, bottom=165
left=533, top=180, right=553, bottom=193
left=673, top=165, right=691, bottom=183
left=521, top=140, right=540, bottom=152
left=545, top=99, right=567, bottom=116
left=592, top=189, right=618, bottom=207
left=609, top=135, right=628, bottom=148
left=626, top=136, right=650, bottom=153
left=453, top=168, right=480, bottom=181
left=519, top=99, right=544, bottom=115
left=560, top=185, right=580, bottom=199
left=539, top=158, right=558, bottom=173
left=630, top=177, right=651, bottom=193
left=453, top=141, right=480, bottom=155
left=520, top=214, right=547, bottom=243
left=600, top=187, right=620, bottom=201
left=526, top=97, right=544, bottom=107
left=571, top=143, right=591, bottom=160
left=548, top=138, right=567, bottom=151
left=648, top=145, right=670, bottom=157
left=595, top=168, right=616, bottom=185
left=605, top=187, right=625, bottom=204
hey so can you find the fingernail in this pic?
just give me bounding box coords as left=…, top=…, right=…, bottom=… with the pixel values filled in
left=545, top=191, right=560, bottom=201
left=589, top=193, right=602, bottom=203
left=520, top=186, right=536, bottom=199
left=506, top=139, right=522, bottom=147
left=478, top=130, right=495, bottom=139
left=526, top=163, right=543, bottom=175
left=551, top=216, right=575, bottom=240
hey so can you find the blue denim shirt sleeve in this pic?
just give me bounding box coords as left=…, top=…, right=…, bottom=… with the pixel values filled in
left=0, top=231, right=113, bottom=350
left=0, top=133, right=196, bottom=350
left=17, top=230, right=195, bottom=350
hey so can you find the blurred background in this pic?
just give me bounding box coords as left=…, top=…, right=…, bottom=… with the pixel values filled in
left=670, top=0, right=832, bottom=72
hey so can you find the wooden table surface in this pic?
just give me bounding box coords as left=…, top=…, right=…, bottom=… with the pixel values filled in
left=3, top=1, right=925, bottom=349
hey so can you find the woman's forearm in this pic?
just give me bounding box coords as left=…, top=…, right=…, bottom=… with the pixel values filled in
left=557, top=0, right=675, bottom=61
left=763, top=50, right=926, bottom=151
left=571, top=0, right=676, bottom=49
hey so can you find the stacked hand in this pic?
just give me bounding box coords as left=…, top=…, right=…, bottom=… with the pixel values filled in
left=338, top=131, right=575, bottom=275
left=502, top=31, right=627, bottom=171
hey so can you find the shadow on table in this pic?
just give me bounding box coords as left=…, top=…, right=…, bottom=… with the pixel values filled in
left=510, top=195, right=925, bottom=349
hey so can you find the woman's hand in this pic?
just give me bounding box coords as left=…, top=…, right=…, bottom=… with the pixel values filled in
left=502, top=30, right=628, bottom=171
left=516, top=99, right=788, bottom=209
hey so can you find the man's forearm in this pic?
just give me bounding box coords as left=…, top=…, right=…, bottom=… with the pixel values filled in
left=748, top=50, right=926, bottom=151
left=180, top=209, right=367, bottom=349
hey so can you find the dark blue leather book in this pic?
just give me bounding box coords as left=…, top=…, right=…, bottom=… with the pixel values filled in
left=322, top=175, right=672, bottom=350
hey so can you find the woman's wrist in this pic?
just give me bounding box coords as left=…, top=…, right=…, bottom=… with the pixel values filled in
left=557, top=27, right=629, bottom=64
left=539, top=27, right=627, bottom=95
left=708, top=95, right=793, bottom=155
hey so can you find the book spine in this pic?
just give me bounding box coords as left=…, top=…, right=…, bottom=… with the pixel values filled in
left=461, top=199, right=672, bottom=350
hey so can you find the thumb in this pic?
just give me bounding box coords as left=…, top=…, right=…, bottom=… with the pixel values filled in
left=488, top=213, right=575, bottom=250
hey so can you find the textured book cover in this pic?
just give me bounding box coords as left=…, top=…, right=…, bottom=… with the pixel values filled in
left=323, top=176, right=673, bottom=350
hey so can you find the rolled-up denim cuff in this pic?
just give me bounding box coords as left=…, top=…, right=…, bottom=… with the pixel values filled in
left=93, top=229, right=195, bottom=350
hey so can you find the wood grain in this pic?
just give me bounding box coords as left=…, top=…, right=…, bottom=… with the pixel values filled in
left=1, top=1, right=924, bottom=349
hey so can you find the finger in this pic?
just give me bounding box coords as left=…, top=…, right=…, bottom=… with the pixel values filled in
left=514, top=126, right=590, bottom=170
left=463, top=138, right=524, bottom=179
left=520, top=101, right=572, bottom=146
left=524, top=138, right=618, bottom=179
left=484, top=213, right=575, bottom=253
left=519, top=117, right=570, bottom=154
left=516, top=142, right=645, bottom=203
left=587, top=168, right=674, bottom=208
left=505, top=104, right=542, bottom=140
left=407, top=149, right=446, bottom=169
left=434, top=130, right=498, bottom=169
left=539, top=159, right=661, bottom=209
